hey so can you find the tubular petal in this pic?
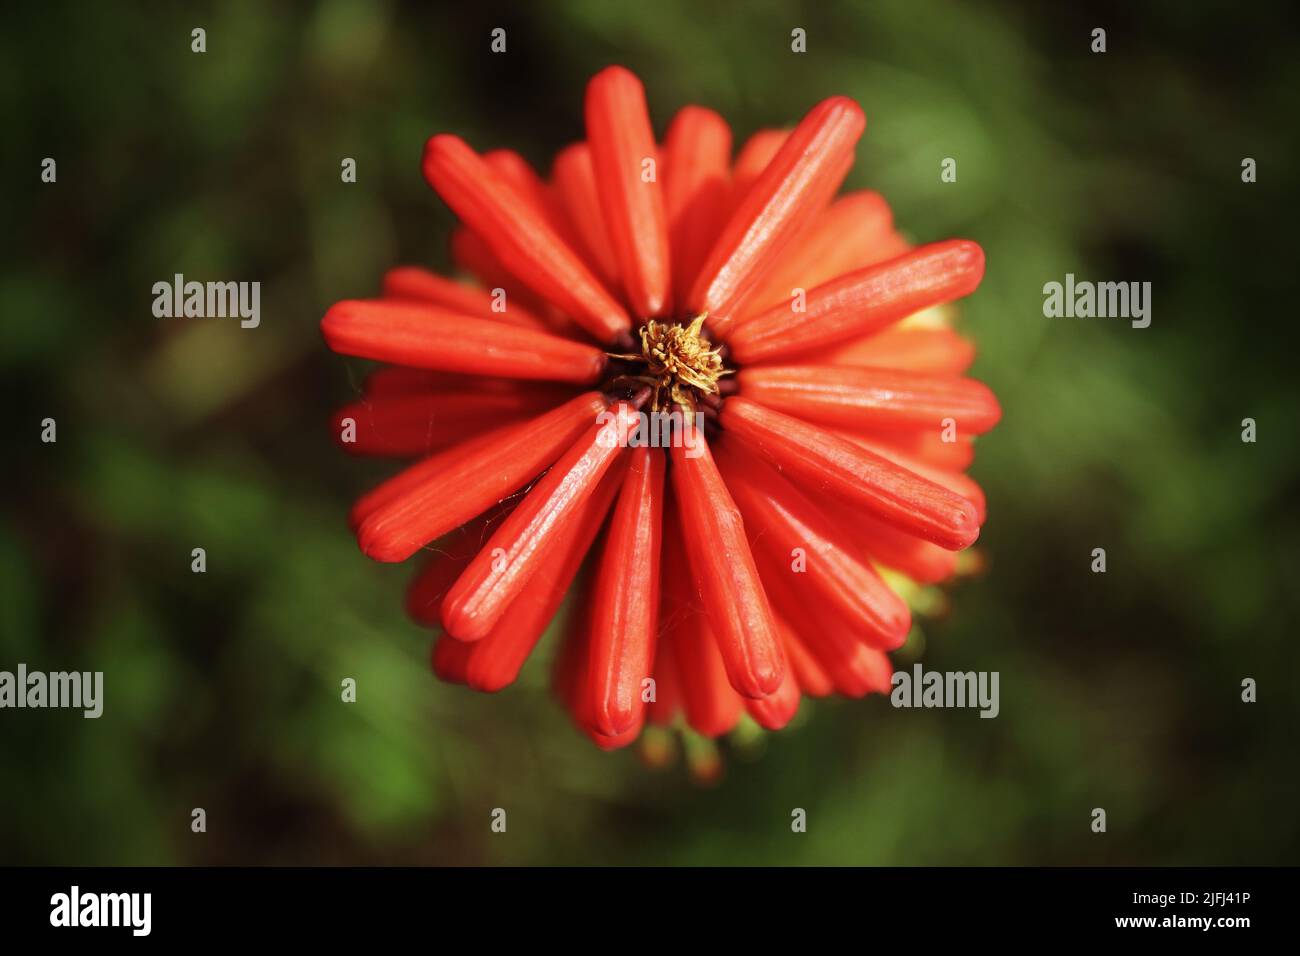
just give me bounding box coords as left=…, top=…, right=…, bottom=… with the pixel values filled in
left=464, top=460, right=626, bottom=693
left=584, top=446, right=667, bottom=736
left=354, top=392, right=607, bottom=560
left=736, top=365, right=1002, bottom=435
left=423, top=134, right=632, bottom=343
left=726, top=129, right=789, bottom=213
left=381, top=265, right=549, bottom=331
left=448, top=227, right=557, bottom=321
left=849, top=427, right=976, bottom=471
left=551, top=143, right=623, bottom=289
left=757, top=549, right=894, bottom=698
left=321, top=299, right=606, bottom=384
left=778, top=616, right=835, bottom=697
left=819, top=325, right=976, bottom=375
left=742, top=190, right=897, bottom=317
left=662, top=106, right=733, bottom=307
left=440, top=402, right=640, bottom=641
left=843, top=509, right=960, bottom=584
left=690, top=97, right=865, bottom=333
left=331, top=386, right=568, bottom=458
left=721, top=397, right=981, bottom=551
left=406, top=513, right=505, bottom=627
left=586, top=66, right=672, bottom=318
left=431, top=636, right=473, bottom=684
left=841, top=434, right=986, bottom=523
left=728, top=240, right=985, bottom=364
left=669, top=437, right=785, bottom=698
left=716, top=440, right=912, bottom=650
left=745, top=658, right=801, bottom=730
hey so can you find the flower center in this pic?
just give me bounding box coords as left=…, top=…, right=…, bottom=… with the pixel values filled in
left=608, top=315, right=731, bottom=411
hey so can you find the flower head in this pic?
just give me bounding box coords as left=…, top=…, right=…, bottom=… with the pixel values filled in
left=322, top=66, right=1000, bottom=773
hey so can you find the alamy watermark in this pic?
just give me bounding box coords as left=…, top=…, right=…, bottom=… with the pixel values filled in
left=152, top=273, right=260, bottom=328
left=891, top=664, right=999, bottom=718
left=1042, top=273, right=1150, bottom=329
left=0, top=664, right=103, bottom=718
left=595, top=408, right=706, bottom=458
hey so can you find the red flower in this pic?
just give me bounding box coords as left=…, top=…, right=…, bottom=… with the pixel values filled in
left=322, top=66, right=1000, bottom=772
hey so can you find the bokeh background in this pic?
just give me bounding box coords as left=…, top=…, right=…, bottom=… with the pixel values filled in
left=3, top=0, right=1298, bottom=865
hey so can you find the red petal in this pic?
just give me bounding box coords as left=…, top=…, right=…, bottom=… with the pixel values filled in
left=440, top=402, right=639, bottom=641
left=756, top=549, right=894, bottom=698
left=726, top=129, right=789, bottom=214
left=662, top=106, right=733, bottom=308
left=321, top=299, right=606, bottom=383
left=448, top=227, right=558, bottom=321
left=742, top=190, right=896, bottom=317
left=463, top=460, right=626, bottom=692
left=842, top=433, right=986, bottom=523
left=716, top=439, right=911, bottom=649
left=737, top=365, right=1001, bottom=435
left=721, top=397, right=981, bottom=550
left=406, top=511, right=509, bottom=627
left=690, top=97, right=865, bottom=333
left=423, top=134, right=632, bottom=344
left=843, top=509, right=959, bottom=584
left=381, top=265, right=549, bottom=331
left=745, top=658, right=800, bottom=730
left=728, top=240, right=985, bottom=364
left=585, top=66, right=672, bottom=318
left=331, top=385, right=568, bottom=458
left=354, top=392, right=607, bottom=561
left=819, top=326, right=976, bottom=375
left=584, top=446, right=666, bottom=736
left=778, top=616, right=835, bottom=697
left=551, top=143, right=623, bottom=290
left=669, top=437, right=785, bottom=698
left=431, top=635, right=473, bottom=684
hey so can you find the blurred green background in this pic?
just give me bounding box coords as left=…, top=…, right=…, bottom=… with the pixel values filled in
left=3, top=0, right=1298, bottom=865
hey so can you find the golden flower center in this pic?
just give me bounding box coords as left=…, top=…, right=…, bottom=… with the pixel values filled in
left=613, top=315, right=730, bottom=411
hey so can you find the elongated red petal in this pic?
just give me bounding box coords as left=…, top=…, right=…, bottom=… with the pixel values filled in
left=690, top=97, right=865, bottom=333
left=742, top=190, right=896, bottom=316
left=843, top=509, right=959, bottom=584
left=737, top=365, right=1001, bottom=435
left=726, top=129, right=789, bottom=213
left=721, top=397, right=981, bottom=550
left=728, top=240, right=985, bottom=364
left=756, top=548, right=894, bottom=698
left=551, top=143, right=622, bottom=289
left=586, top=66, right=672, bottom=318
left=745, top=656, right=800, bottom=730
left=354, top=392, right=607, bottom=560
left=645, top=619, right=683, bottom=726
left=423, top=134, right=632, bottom=344
left=406, top=512, right=507, bottom=627
left=844, top=426, right=976, bottom=471
left=431, top=635, right=473, bottom=684
left=381, top=265, right=549, bottom=331
left=662, top=505, right=742, bottom=737
left=332, top=386, right=568, bottom=458
left=670, top=436, right=785, bottom=698
left=820, top=325, right=976, bottom=375
left=584, top=446, right=666, bottom=736
left=464, top=460, right=626, bottom=692
left=662, top=106, right=732, bottom=307
left=441, top=402, right=639, bottom=641
left=716, top=439, right=911, bottom=649
left=448, top=227, right=557, bottom=320
left=778, top=615, right=835, bottom=697
left=843, top=433, right=986, bottom=522
left=321, top=299, right=606, bottom=384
